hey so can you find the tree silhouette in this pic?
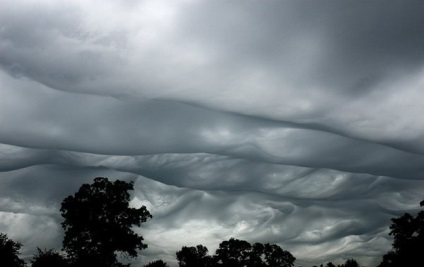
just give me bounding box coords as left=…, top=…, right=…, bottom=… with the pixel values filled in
left=60, top=177, right=152, bottom=267
left=262, top=243, right=295, bottom=267
left=176, top=245, right=212, bottom=267
left=338, top=258, right=360, bottom=267
left=215, top=238, right=252, bottom=267
left=180, top=238, right=296, bottom=267
left=0, top=233, right=25, bottom=267
left=247, top=242, right=266, bottom=267
left=377, top=200, right=424, bottom=267
left=143, top=259, right=169, bottom=267
left=31, top=248, right=69, bottom=267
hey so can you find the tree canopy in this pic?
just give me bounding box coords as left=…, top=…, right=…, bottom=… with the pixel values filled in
left=177, top=238, right=295, bottom=267
left=377, top=200, right=424, bottom=267
left=31, top=248, right=69, bottom=267
left=143, top=259, right=170, bottom=267
left=60, top=177, right=152, bottom=267
left=0, top=233, right=25, bottom=267
left=339, top=259, right=360, bottom=267
left=176, top=244, right=211, bottom=267
left=7, top=177, right=423, bottom=267
left=215, top=238, right=252, bottom=267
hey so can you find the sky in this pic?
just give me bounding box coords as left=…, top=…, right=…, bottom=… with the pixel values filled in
left=1, top=0, right=424, bottom=266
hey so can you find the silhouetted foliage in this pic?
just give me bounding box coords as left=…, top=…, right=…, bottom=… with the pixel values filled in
left=247, top=242, right=266, bottom=267
left=0, top=233, right=25, bottom=267
left=262, top=243, right=296, bottom=267
left=215, top=238, right=252, bottom=267
left=176, top=245, right=212, bottom=267
left=377, top=199, right=424, bottom=267
left=326, top=262, right=336, bottom=267
left=177, top=238, right=295, bottom=267
left=143, top=259, right=169, bottom=267
left=31, top=248, right=69, bottom=267
left=338, top=258, right=360, bottom=267
left=60, top=177, right=152, bottom=267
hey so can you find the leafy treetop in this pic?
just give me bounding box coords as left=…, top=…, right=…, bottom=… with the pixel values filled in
left=0, top=233, right=25, bottom=267
left=60, top=177, right=152, bottom=267
left=377, top=200, right=424, bottom=267
left=176, top=237, right=296, bottom=267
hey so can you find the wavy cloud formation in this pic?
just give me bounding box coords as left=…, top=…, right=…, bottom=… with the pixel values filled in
left=1, top=1, right=424, bottom=266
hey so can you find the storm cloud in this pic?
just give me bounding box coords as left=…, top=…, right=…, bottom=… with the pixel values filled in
left=1, top=0, right=424, bottom=266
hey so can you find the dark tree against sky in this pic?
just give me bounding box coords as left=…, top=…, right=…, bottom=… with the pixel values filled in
left=314, top=259, right=360, bottom=267
left=215, top=238, right=252, bottom=267
left=215, top=238, right=295, bottom=267
left=31, top=248, right=69, bottom=267
left=339, top=259, right=360, bottom=267
left=261, top=243, right=296, bottom=267
left=177, top=238, right=295, bottom=267
left=143, top=259, right=170, bottom=267
left=377, top=200, right=424, bottom=267
left=0, top=233, right=25, bottom=267
left=176, top=244, right=211, bottom=267
left=60, top=177, right=152, bottom=266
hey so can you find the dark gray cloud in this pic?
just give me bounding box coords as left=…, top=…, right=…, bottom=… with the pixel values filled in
left=1, top=0, right=424, bottom=266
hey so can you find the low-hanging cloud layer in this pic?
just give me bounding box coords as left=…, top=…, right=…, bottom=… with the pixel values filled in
left=1, top=1, right=424, bottom=266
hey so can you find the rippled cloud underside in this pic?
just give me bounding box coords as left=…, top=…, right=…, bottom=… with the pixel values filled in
left=1, top=1, right=424, bottom=266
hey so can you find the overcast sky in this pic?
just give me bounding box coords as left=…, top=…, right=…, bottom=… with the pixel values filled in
left=1, top=0, right=424, bottom=266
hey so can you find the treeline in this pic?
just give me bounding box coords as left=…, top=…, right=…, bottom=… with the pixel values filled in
left=175, top=238, right=295, bottom=267
left=0, top=233, right=361, bottom=267
left=0, top=177, right=423, bottom=267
